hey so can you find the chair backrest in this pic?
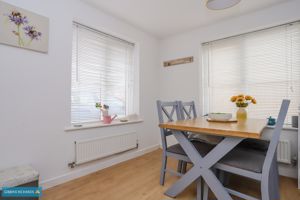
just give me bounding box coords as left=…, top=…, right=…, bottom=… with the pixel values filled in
left=179, top=101, right=197, bottom=120
left=157, top=100, right=182, bottom=151
left=262, top=99, right=290, bottom=174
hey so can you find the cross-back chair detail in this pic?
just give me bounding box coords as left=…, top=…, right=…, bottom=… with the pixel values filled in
left=179, top=101, right=197, bottom=120
left=161, top=105, right=178, bottom=122
left=157, top=101, right=182, bottom=139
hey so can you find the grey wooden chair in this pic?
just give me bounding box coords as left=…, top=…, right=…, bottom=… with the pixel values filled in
left=179, top=101, right=197, bottom=120
left=179, top=100, right=223, bottom=145
left=203, top=99, right=290, bottom=200
left=179, top=100, right=225, bottom=193
left=177, top=101, right=198, bottom=173
left=157, top=100, right=215, bottom=186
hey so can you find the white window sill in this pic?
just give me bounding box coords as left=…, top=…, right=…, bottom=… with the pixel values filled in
left=266, top=124, right=298, bottom=131
left=65, top=119, right=144, bottom=132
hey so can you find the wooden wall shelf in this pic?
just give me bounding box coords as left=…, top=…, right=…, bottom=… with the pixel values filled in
left=163, top=56, right=194, bottom=67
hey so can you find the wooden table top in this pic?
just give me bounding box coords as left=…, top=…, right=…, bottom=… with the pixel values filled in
left=159, top=117, right=267, bottom=139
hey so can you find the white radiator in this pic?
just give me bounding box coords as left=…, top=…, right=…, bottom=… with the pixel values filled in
left=277, top=140, right=291, bottom=164
left=70, top=132, right=138, bottom=167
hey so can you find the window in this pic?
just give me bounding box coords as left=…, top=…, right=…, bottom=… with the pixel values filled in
left=71, top=22, right=135, bottom=124
left=202, top=21, right=300, bottom=123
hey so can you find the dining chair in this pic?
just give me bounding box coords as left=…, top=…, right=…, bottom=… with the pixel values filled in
left=179, top=100, right=227, bottom=191
left=179, top=101, right=198, bottom=120
left=157, top=100, right=215, bottom=186
left=203, top=99, right=290, bottom=200
left=179, top=101, right=223, bottom=145
left=177, top=101, right=197, bottom=173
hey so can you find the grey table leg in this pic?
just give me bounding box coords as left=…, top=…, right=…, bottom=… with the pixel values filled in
left=165, top=167, right=200, bottom=196
left=203, top=181, right=209, bottom=200
left=196, top=178, right=202, bottom=200
left=165, top=130, right=244, bottom=200
left=202, top=169, right=232, bottom=200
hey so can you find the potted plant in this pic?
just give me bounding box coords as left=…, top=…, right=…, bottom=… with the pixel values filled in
left=230, top=94, right=257, bottom=120
left=95, top=102, right=109, bottom=116
left=95, top=102, right=117, bottom=124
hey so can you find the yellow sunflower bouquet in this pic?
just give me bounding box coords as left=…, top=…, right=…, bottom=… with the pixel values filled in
left=230, top=94, right=257, bottom=108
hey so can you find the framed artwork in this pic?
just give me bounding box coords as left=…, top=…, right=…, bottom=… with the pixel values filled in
left=0, top=0, right=49, bottom=53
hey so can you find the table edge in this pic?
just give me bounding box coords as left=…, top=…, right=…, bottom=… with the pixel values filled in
left=159, top=124, right=264, bottom=139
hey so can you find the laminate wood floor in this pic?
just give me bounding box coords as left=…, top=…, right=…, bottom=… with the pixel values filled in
left=43, top=149, right=300, bottom=200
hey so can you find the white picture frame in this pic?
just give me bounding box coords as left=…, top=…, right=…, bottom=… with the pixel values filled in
left=0, top=0, right=49, bottom=53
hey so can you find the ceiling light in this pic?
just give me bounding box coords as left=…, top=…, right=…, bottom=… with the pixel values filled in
left=206, top=0, right=241, bottom=10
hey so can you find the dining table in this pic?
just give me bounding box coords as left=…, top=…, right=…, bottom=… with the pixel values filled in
left=159, top=117, right=267, bottom=200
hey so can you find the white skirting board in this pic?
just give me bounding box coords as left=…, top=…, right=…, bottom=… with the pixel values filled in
left=41, top=144, right=159, bottom=190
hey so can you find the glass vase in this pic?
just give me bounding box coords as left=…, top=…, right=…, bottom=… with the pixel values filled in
left=236, top=107, right=247, bottom=121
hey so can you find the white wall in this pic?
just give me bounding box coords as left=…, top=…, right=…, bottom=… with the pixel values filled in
left=0, top=0, right=160, bottom=189
left=159, top=0, right=300, bottom=178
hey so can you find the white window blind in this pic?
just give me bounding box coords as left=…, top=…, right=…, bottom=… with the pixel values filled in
left=202, top=21, right=300, bottom=123
left=72, top=22, right=135, bottom=124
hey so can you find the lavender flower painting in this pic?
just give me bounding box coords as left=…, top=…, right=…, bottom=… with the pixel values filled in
left=0, top=1, right=49, bottom=53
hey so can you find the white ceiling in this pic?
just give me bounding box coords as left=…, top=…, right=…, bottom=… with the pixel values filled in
left=83, top=0, right=290, bottom=38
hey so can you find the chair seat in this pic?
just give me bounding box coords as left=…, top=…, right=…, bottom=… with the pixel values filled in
left=238, top=138, right=270, bottom=152
left=188, top=133, right=224, bottom=145
left=218, top=147, right=267, bottom=173
left=167, top=140, right=215, bottom=157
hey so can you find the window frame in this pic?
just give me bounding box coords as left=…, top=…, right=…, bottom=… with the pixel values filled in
left=70, top=22, right=140, bottom=125
left=201, top=21, right=300, bottom=124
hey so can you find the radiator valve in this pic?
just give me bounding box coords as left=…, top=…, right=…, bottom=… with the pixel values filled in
left=291, top=156, right=297, bottom=167
left=68, top=162, right=76, bottom=168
